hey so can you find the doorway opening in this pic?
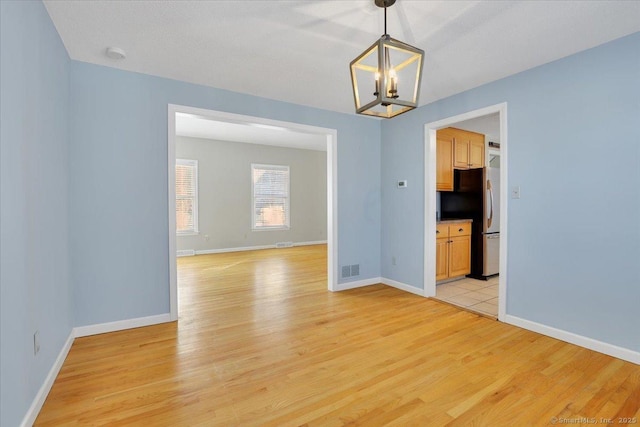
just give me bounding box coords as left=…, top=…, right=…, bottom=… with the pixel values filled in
left=424, top=103, right=508, bottom=321
left=168, top=105, right=338, bottom=320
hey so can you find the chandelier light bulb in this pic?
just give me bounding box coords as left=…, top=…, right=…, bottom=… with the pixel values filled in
left=388, top=68, right=398, bottom=98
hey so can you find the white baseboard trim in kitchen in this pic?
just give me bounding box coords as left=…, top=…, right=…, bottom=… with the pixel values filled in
left=74, top=313, right=173, bottom=338
left=194, top=241, right=327, bottom=256
left=504, top=315, right=640, bottom=365
left=381, top=277, right=426, bottom=297
left=20, top=331, right=75, bottom=427
left=334, top=277, right=382, bottom=291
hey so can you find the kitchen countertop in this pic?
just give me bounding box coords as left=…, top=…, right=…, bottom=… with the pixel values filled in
left=437, top=218, right=473, bottom=224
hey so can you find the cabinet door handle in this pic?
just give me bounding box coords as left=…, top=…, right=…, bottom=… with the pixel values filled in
left=436, top=230, right=440, bottom=234
left=458, top=228, right=464, bottom=232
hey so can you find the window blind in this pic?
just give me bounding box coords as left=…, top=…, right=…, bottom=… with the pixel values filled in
left=176, top=159, right=198, bottom=234
left=252, top=164, right=290, bottom=229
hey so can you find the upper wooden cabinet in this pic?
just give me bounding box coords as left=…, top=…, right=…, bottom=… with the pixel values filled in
left=453, top=128, right=484, bottom=170
left=437, top=128, right=484, bottom=191
left=436, top=132, right=454, bottom=191
left=467, top=133, right=485, bottom=169
left=453, top=138, right=470, bottom=169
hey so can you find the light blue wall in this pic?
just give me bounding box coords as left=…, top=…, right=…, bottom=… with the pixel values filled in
left=381, top=32, right=640, bottom=351
left=69, top=62, right=381, bottom=326
left=0, top=1, right=73, bottom=426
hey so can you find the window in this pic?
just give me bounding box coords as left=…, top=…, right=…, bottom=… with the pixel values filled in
left=175, top=159, right=198, bottom=234
left=252, top=164, right=290, bottom=230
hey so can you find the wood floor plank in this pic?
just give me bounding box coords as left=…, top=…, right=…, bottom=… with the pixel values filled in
left=35, top=245, right=640, bottom=425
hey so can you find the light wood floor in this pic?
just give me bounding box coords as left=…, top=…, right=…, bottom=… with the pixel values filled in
left=36, top=245, right=640, bottom=426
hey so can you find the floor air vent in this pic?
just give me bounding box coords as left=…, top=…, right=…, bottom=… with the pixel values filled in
left=341, top=266, right=351, bottom=278
left=341, top=264, right=360, bottom=278
left=350, top=264, right=359, bottom=277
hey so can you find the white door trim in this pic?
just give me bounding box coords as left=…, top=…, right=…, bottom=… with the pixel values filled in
left=167, top=104, right=338, bottom=321
left=424, top=102, right=508, bottom=321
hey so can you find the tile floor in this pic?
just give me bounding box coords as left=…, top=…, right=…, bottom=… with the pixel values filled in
left=435, top=276, right=499, bottom=317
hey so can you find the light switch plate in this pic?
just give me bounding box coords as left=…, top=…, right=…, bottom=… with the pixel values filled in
left=511, top=186, right=521, bottom=199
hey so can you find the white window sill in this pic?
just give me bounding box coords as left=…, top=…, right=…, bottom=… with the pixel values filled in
left=177, top=231, right=200, bottom=236
left=252, top=226, right=290, bottom=232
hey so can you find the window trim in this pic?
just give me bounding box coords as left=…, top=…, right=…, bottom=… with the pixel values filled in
left=251, top=163, right=290, bottom=231
left=176, top=158, right=199, bottom=235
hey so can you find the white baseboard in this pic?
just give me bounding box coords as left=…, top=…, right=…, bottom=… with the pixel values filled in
left=195, top=240, right=327, bottom=255
left=334, top=277, right=382, bottom=291
left=381, top=277, right=426, bottom=297
left=336, top=276, right=426, bottom=296
left=504, top=315, right=640, bottom=365
left=74, top=313, right=173, bottom=338
left=196, top=245, right=273, bottom=255
left=20, top=331, right=74, bottom=427
left=293, top=240, right=327, bottom=246
left=177, top=249, right=195, bottom=257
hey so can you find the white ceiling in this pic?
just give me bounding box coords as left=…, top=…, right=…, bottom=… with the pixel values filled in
left=43, top=1, right=640, bottom=116
left=453, top=113, right=500, bottom=143
left=175, top=113, right=327, bottom=151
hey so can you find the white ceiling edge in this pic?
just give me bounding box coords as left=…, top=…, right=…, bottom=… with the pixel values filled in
left=175, top=113, right=327, bottom=151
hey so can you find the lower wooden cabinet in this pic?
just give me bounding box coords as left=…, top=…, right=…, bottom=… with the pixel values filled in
left=435, top=235, right=450, bottom=281
left=436, top=221, right=471, bottom=281
left=448, top=236, right=471, bottom=277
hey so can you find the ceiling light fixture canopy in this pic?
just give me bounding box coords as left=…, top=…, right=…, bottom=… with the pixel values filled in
left=350, top=0, right=424, bottom=118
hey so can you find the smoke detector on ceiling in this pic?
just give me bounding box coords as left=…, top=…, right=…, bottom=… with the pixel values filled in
left=105, top=47, right=126, bottom=60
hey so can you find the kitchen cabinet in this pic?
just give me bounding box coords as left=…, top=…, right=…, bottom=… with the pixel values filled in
left=436, top=228, right=450, bottom=281
left=468, top=133, right=485, bottom=169
left=436, top=128, right=484, bottom=191
left=436, top=131, right=454, bottom=191
left=436, top=221, right=472, bottom=281
left=453, top=129, right=484, bottom=169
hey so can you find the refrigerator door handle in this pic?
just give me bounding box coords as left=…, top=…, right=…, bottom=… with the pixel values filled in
left=487, top=179, right=493, bottom=229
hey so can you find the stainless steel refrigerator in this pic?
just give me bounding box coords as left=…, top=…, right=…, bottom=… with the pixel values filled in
left=440, top=167, right=500, bottom=279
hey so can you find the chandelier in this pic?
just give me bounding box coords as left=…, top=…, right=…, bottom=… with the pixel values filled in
left=350, top=0, right=424, bottom=118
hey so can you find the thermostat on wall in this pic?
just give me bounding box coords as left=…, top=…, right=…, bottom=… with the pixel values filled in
left=397, top=180, right=408, bottom=188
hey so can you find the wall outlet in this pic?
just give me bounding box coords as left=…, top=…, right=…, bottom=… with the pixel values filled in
left=392, top=256, right=397, bottom=266
left=204, top=234, right=210, bottom=241
left=34, top=330, right=40, bottom=356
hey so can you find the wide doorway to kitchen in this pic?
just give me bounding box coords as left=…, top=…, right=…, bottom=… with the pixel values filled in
left=424, top=103, right=507, bottom=320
